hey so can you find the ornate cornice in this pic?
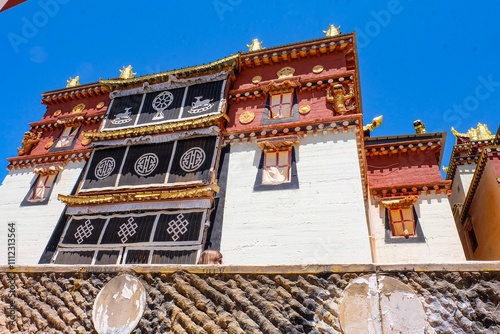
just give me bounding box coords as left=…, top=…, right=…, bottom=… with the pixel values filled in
left=370, top=181, right=452, bottom=198
left=29, top=114, right=105, bottom=131
left=256, top=135, right=300, bottom=151
left=58, top=184, right=220, bottom=206
left=33, top=163, right=65, bottom=175
left=100, top=54, right=239, bottom=90
left=7, top=149, right=91, bottom=170
left=41, top=84, right=108, bottom=106
left=380, top=196, right=418, bottom=209
left=83, top=113, right=229, bottom=142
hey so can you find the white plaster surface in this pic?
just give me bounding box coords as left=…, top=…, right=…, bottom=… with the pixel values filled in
left=220, top=131, right=372, bottom=265
left=449, top=164, right=476, bottom=206
left=369, top=193, right=466, bottom=263
left=0, top=162, right=85, bottom=265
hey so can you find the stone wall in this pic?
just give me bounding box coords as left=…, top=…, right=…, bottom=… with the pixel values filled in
left=1, top=263, right=499, bottom=333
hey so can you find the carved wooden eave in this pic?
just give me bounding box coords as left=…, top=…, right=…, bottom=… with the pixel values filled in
left=365, top=139, right=442, bottom=157
left=260, top=78, right=301, bottom=94
left=33, top=162, right=65, bottom=175
left=255, top=135, right=300, bottom=151
left=100, top=54, right=240, bottom=91
left=240, top=34, right=355, bottom=70
left=83, top=113, right=229, bottom=142
left=229, top=73, right=355, bottom=103
left=380, top=196, right=419, bottom=209
left=29, top=113, right=106, bottom=132
left=370, top=181, right=452, bottom=199
left=6, top=149, right=91, bottom=170
left=58, top=184, right=220, bottom=206
left=41, top=83, right=108, bottom=106
left=459, top=146, right=500, bottom=225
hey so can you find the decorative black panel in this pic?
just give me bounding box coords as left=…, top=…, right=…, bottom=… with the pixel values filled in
left=182, top=80, right=225, bottom=118
left=125, top=250, right=150, bottom=264
left=100, top=215, right=156, bottom=244
left=153, top=212, right=204, bottom=243
left=151, top=249, right=198, bottom=264
left=168, top=136, right=217, bottom=184
left=94, top=250, right=120, bottom=265
left=138, top=88, right=186, bottom=125
left=103, top=95, right=143, bottom=130
left=81, top=147, right=127, bottom=190
left=118, top=142, right=174, bottom=187
left=61, top=217, right=106, bottom=245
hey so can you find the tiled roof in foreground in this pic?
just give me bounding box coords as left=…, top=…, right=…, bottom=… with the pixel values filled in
left=1, top=263, right=499, bottom=333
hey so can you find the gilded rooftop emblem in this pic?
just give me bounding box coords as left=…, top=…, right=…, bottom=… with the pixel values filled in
left=66, top=76, right=80, bottom=88
left=323, top=24, right=341, bottom=37
left=451, top=123, right=494, bottom=141
left=119, top=65, right=136, bottom=79
left=247, top=38, right=264, bottom=51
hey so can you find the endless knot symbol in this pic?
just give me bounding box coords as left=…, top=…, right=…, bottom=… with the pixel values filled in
left=117, top=217, right=138, bottom=243
left=166, top=214, right=189, bottom=241
left=134, top=153, right=159, bottom=176
left=74, top=219, right=94, bottom=244
left=180, top=147, right=206, bottom=172
left=95, top=157, right=115, bottom=179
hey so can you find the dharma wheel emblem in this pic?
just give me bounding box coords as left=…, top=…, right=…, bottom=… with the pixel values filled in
left=95, top=157, right=116, bottom=179
left=134, top=153, right=159, bottom=176
left=152, top=91, right=174, bottom=120
left=180, top=147, right=206, bottom=172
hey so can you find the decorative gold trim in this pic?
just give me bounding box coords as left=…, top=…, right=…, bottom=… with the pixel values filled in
left=312, top=65, right=324, bottom=74
left=34, top=164, right=64, bottom=175
left=96, top=102, right=105, bottom=109
left=299, top=105, right=311, bottom=115
left=72, top=103, right=86, bottom=114
left=83, top=113, right=228, bottom=141
left=256, top=135, right=300, bottom=151
left=380, top=196, right=418, bottom=209
left=81, top=137, right=92, bottom=146
left=239, top=111, right=255, bottom=124
left=277, top=66, right=295, bottom=79
left=44, top=141, right=54, bottom=149
left=252, top=76, right=262, bottom=84
left=261, top=78, right=301, bottom=94
left=53, top=109, right=62, bottom=116
left=58, top=184, right=220, bottom=206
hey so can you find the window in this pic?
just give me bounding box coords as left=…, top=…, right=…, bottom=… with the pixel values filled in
left=381, top=197, right=425, bottom=243
left=388, top=207, right=416, bottom=237
left=21, top=173, right=58, bottom=206
left=270, top=93, right=293, bottom=119
left=263, top=150, right=291, bottom=185
left=54, top=125, right=80, bottom=149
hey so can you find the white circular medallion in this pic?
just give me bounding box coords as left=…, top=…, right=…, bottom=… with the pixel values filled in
left=95, top=157, right=116, bottom=179
left=134, top=153, right=159, bottom=176
left=180, top=147, right=206, bottom=172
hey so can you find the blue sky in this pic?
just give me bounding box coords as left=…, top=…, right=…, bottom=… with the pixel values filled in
left=1, top=1, right=499, bottom=182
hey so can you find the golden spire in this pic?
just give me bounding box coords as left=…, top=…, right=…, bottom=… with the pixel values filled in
left=363, top=115, right=383, bottom=132
left=451, top=123, right=494, bottom=141
left=119, top=65, right=136, bottom=79
left=247, top=38, right=264, bottom=51
left=66, top=76, right=80, bottom=88
left=413, top=120, right=426, bottom=134
left=323, top=24, right=341, bottom=37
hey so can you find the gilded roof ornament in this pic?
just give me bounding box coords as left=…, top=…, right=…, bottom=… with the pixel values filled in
left=66, top=76, right=80, bottom=88
left=247, top=38, right=264, bottom=51
left=119, top=65, right=136, bottom=79
left=451, top=123, right=495, bottom=141
left=323, top=24, right=341, bottom=37
left=363, top=115, right=383, bottom=132
left=413, top=120, right=426, bottom=134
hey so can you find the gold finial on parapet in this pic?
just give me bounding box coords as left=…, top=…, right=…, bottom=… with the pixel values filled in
left=119, top=65, right=136, bottom=79
left=442, top=166, right=449, bottom=173
left=363, top=115, right=383, bottom=132
left=66, top=76, right=80, bottom=88
left=247, top=38, right=264, bottom=51
left=451, top=123, right=494, bottom=141
left=413, top=120, right=426, bottom=134
left=323, top=24, right=341, bottom=37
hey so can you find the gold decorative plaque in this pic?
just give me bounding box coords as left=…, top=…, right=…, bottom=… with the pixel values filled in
left=44, top=141, right=54, bottom=149
left=239, top=110, right=255, bottom=124
left=53, top=109, right=62, bottom=116
left=96, top=102, right=105, bottom=109
left=277, top=66, right=295, bottom=78
left=82, top=137, right=92, bottom=146
left=72, top=103, right=85, bottom=113
left=299, top=105, right=311, bottom=115
left=252, top=76, right=262, bottom=84
left=312, top=65, right=324, bottom=74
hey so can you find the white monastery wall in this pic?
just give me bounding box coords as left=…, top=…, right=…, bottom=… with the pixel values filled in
left=0, top=162, right=85, bottom=265
left=449, top=164, right=476, bottom=206
left=220, top=131, right=372, bottom=265
left=369, top=193, right=466, bottom=263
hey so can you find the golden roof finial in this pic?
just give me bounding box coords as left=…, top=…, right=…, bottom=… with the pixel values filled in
left=119, top=65, right=136, bottom=79
left=66, top=76, right=80, bottom=88
left=323, top=24, right=341, bottom=37
left=451, top=123, right=494, bottom=141
left=363, top=115, right=383, bottom=132
left=247, top=38, right=264, bottom=51
left=413, top=120, right=426, bottom=134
